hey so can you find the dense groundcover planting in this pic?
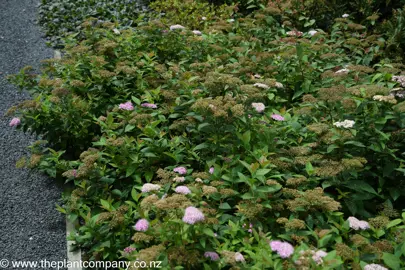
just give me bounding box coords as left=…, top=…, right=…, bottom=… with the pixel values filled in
left=6, top=1, right=405, bottom=269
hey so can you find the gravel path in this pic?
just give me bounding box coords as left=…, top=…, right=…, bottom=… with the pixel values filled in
left=0, top=0, right=67, bottom=269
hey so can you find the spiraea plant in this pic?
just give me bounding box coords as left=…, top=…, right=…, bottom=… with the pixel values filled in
left=6, top=3, right=405, bottom=269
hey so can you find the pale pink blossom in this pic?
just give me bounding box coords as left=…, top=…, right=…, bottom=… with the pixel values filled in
left=123, top=246, right=136, bottom=253
left=270, top=240, right=294, bottom=258
left=141, top=103, right=157, bottom=109
left=119, top=101, right=134, bottom=110
left=134, top=219, right=149, bottom=231
left=252, top=102, right=265, bottom=113
left=174, top=166, right=187, bottom=175
left=271, top=114, right=285, bottom=121
left=175, top=186, right=191, bottom=195
left=204, top=252, right=219, bottom=261
left=9, top=117, right=21, bottom=127
left=182, top=206, right=205, bottom=224
left=234, top=252, right=245, bottom=262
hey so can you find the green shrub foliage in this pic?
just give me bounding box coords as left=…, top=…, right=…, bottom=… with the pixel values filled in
left=7, top=4, right=405, bottom=269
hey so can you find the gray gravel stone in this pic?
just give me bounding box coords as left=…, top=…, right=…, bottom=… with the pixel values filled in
left=0, top=0, right=67, bottom=269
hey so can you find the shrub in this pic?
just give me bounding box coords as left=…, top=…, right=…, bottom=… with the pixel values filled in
left=37, top=0, right=149, bottom=47
left=7, top=5, right=405, bottom=269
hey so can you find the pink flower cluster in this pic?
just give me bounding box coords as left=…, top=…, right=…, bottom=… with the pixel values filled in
left=175, top=186, right=191, bottom=195
left=134, top=219, right=149, bottom=231
left=348, top=216, right=370, bottom=230
left=9, top=117, right=21, bottom=127
left=141, top=103, right=157, bottom=109
left=182, top=206, right=205, bottom=224
left=209, top=167, right=214, bottom=174
left=271, top=114, right=285, bottom=121
left=270, top=240, right=294, bottom=258
left=119, top=101, right=134, bottom=111
left=204, top=251, right=219, bottom=261
left=173, top=166, right=187, bottom=175
left=123, top=246, right=136, bottom=253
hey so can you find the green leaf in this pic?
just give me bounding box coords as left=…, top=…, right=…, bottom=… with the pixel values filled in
left=241, top=193, right=255, bottom=199
left=344, top=141, right=366, bottom=147
left=131, top=187, right=139, bottom=202
left=203, top=228, right=215, bottom=237
left=327, top=144, right=339, bottom=153
left=131, top=96, right=141, bottom=105
left=348, top=181, right=379, bottom=196
left=126, top=166, right=136, bottom=177
left=125, top=124, right=135, bottom=132
left=386, top=219, right=402, bottom=229
left=318, top=234, right=332, bottom=248
left=193, top=143, right=210, bottom=151
left=100, top=199, right=111, bottom=211
left=382, top=253, right=400, bottom=270
left=55, top=204, right=66, bottom=214
left=241, top=130, right=251, bottom=146
left=256, top=169, right=271, bottom=176
left=371, top=73, right=383, bottom=83
left=305, top=162, right=314, bottom=176
left=219, top=202, right=232, bottom=210
left=198, top=123, right=210, bottom=131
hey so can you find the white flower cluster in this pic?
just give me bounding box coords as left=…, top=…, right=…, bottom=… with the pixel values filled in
left=342, top=14, right=349, bottom=18
left=253, top=83, right=270, bottom=89
left=141, top=183, right=161, bottom=193
left=286, top=30, right=303, bottom=37
left=275, top=82, right=284, bottom=88
left=170, top=24, right=186, bottom=31
left=333, top=120, right=355, bottom=128
left=335, top=68, right=350, bottom=74
left=173, top=176, right=186, bottom=183
left=348, top=216, right=370, bottom=230
left=364, top=264, right=388, bottom=270
left=308, top=30, right=318, bottom=36
left=252, top=102, right=265, bottom=113
left=373, top=95, right=397, bottom=104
